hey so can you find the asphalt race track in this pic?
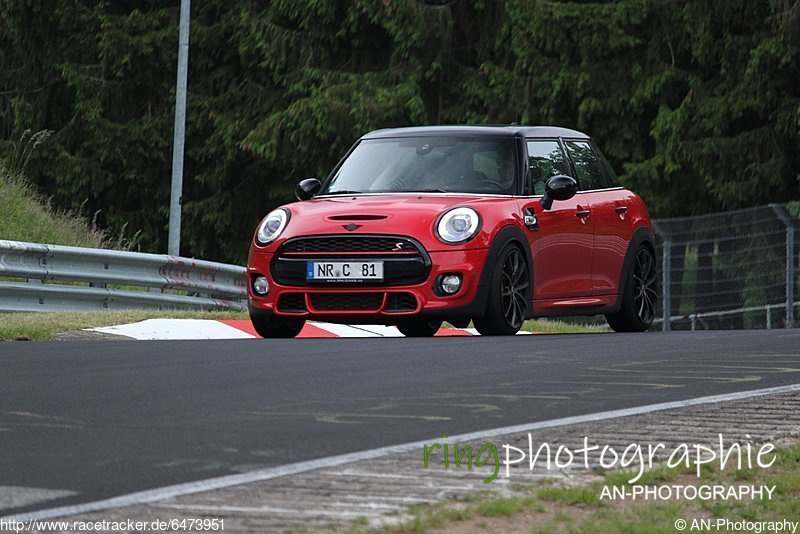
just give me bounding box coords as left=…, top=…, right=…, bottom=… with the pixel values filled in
left=1, top=330, right=798, bottom=516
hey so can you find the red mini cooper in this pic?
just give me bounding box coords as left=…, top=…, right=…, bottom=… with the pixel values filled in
left=247, top=126, right=657, bottom=337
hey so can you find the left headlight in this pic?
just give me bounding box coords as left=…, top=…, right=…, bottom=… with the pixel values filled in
left=436, top=207, right=481, bottom=244
left=256, top=208, right=290, bottom=245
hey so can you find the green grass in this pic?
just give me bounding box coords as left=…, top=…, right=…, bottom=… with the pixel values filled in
left=537, top=485, right=604, bottom=507
left=0, top=310, right=248, bottom=341
left=1, top=130, right=112, bottom=248
left=384, top=443, right=800, bottom=533
left=0, top=166, right=115, bottom=248
left=520, top=319, right=608, bottom=334
left=445, top=320, right=607, bottom=334
left=475, top=495, right=541, bottom=516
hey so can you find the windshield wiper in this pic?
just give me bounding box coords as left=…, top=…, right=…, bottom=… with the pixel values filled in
left=325, top=190, right=364, bottom=195
left=404, top=188, right=450, bottom=193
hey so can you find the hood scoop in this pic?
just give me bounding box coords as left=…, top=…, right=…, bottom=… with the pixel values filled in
left=326, top=214, right=389, bottom=221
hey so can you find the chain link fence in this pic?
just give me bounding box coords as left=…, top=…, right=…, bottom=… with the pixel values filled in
left=653, top=203, right=799, bottom=331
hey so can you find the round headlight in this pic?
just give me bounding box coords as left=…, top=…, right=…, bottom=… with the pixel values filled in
left=256, top=208, right=290, bottom=245
left=436, top=207, right=481, bottom=244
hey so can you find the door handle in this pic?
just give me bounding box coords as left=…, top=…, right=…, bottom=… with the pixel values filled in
left=576, top=209, right=590, bottom=218
left=615, top=206, right=628, bottom=214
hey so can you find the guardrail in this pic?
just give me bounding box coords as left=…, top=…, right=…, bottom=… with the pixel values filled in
left=0, top=240, right=247, bottom=312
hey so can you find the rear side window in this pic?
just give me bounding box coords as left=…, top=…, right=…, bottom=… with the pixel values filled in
left=564, top=140, right=609, bottom=191
left=526, top=140, right=569, bottom=195
left=590, top=140, right=621, bottom=187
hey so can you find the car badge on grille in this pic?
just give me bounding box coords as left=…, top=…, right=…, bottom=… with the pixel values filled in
left=393, top=242, right=404, bottom=251
left=343, top=223, right=361, bottom=231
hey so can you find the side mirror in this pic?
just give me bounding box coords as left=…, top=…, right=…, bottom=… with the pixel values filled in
left=539, top=175, right=578, bottom=210
left=295, top=178, right=322, bottom=201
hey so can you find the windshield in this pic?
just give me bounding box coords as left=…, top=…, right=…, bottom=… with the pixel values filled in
left=320, top=136, right=519, bottom=195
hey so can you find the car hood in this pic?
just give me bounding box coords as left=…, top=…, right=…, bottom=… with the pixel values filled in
left=275, top=194, right=503, bottom=250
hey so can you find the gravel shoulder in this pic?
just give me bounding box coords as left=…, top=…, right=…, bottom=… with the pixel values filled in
left=17, top=389, right=800, bottom=533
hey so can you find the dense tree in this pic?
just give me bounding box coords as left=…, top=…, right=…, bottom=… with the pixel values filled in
left=1, top=0, right=798, bottom=263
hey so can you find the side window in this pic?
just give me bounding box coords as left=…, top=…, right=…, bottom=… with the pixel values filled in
left=590, top=140, right=621, bottom=187
left=564, top=140, right=608, bottom=191
left=526, top=140, right=568, bottom=196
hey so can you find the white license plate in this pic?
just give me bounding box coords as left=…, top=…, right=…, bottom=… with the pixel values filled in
left=306, top=261, right=384, bottom=281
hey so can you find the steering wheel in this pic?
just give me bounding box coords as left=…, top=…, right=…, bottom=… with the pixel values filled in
left=477, top=179, right=506, bottom=192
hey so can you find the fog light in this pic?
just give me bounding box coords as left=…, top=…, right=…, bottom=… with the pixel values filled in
left=440, top=274, right=462, bottom=295
left=253, top=276, right=269, bottom=295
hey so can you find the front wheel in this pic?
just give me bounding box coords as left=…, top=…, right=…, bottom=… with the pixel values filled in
left=473, top=244, right=529, bottom=336
left=250, top=314, right=305, bottom=338
left=396, top=320, right=442, bottom=337
left=605, top=245, right=657, bottom=332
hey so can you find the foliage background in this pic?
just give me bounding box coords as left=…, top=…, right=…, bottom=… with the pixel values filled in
left=1, top=0, right=798, bottom=263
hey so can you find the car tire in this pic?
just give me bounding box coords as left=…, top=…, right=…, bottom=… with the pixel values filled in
left=605, top=245, right=657, bottom=332
left=250, top=314, right=305, bottom=338
left=396, top=320, right=442, bottom=337
left=473, top=243, right=529, bottom=336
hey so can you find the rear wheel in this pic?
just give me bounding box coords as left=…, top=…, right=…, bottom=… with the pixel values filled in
left=606, top=245, right=657, bottom=332
left=396, top=320, right=442, bottom=337
left=474, top=244, right=529, bottom=336
left=250, top=314, right=305, bottom=338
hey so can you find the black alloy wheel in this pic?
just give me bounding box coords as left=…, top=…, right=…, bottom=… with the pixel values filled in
left=474, top=244, right=529, bottom=335
left=606, top=245, right=657, bottom=332
left=633, top=246, right=657, bottom=324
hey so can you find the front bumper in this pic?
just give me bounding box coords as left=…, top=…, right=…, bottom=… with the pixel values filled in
left=247, top=248, right=490, bottom=323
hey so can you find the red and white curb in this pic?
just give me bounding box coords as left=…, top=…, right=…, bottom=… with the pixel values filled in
left=88, top=319, right=535, bottom=340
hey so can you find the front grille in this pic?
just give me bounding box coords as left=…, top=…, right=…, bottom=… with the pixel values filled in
left=277, top=293, right=306, bottom=313
left=272, top=235, right=431, bottom=287
left=282, top=236, right=419, bottom=254
left=385, top=292, right=418, bottom=313
left=275, top=291, right=419, bottom=315
left=309, top=293, right=384, bottom=311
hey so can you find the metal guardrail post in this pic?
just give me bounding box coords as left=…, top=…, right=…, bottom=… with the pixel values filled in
left=788, top=224, right=796, bottom=329
left=770, top=204, right=795, bottom=328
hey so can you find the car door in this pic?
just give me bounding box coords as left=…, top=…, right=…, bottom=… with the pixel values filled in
left=518, top=139, right=594, bottom=306
left=562, top=139, right=629, bottom=297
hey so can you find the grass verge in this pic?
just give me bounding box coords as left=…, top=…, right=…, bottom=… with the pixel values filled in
left=1, top=313, right=607, bottom=341
left=0, top=168, right=113, bottom=248
left=0, top=310, right=248, bottom=341
left=520, top=319, right=608, bottom=334
left=373, top=443, right=800, bottom=534
left=2, top=313, right=602, bottom=341
left=445, top=320, right=607, bottom=334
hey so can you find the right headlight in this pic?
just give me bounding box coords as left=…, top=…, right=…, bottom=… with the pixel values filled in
left=435, top=207, right=481, bottom=244
left=256, top=208, right=290, bottom=245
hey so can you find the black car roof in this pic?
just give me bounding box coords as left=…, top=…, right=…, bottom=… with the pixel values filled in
left=361, top=125, right=590, bottom=140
